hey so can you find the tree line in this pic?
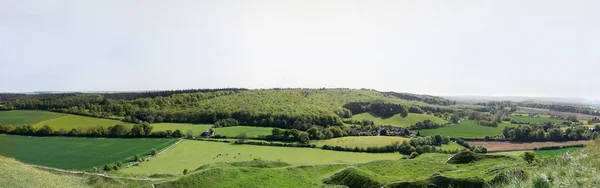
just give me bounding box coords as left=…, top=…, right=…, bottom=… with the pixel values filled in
left=501, top=124, right=600, bottom=142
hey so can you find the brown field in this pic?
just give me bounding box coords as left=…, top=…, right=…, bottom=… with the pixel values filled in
left=519, top=107, right=600, bottom=121
left=469, top=140, right=590, bottom=152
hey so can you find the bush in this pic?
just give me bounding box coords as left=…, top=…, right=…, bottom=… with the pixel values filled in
left=183, top=169, right=189, bottom=175
left=409, top=152, right=419, bottom=159
left=134, top=155, right=141, bottom=162
left=522, top=152, right=536, bottom=164
left=151, top=149, right=158, bottom=156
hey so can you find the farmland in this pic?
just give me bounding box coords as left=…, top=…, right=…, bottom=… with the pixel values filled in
left=152, top=123, right=213, bottom=135
left=0, top=134, right=177, bottom=170
left=214, top=126, right=273, bottom=138
left=535, top=147, right=582, bottom=157
left=419, top=120, right=519, bottom=138
left=468, top=140, right=590, bottom=152
left=508, top=115, right=565, bottom=124
left=349, top=112, right=447, bottom=127
left=33, top=114, right=134, bottom=130
left=311, top=136, right=409, bottom=148
left=0, top=110, right=65, bottom=126
left=120, top=140, right=401, bottom=175
left=518, top=107, right=600, bottom=120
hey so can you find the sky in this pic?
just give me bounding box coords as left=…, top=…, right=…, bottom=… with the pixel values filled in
left=0, top=0, right=598, bottom=99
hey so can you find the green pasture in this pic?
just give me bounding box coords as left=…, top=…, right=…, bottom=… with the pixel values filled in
left=120, top=140, right=401, bottom=175
left=349, top=113, right=447, bottom=127
left=152, top=123, right=213, bottom=135
left=509, top=115, right=564, bottom=124
left=420, top=120, right=519, bottom=138
left=33, top=114, right=133, bottom=130
left=311, top=136, right=409, bottom=148
left=0, top=110, right=65, bottom=126
left=0, top=134, right=177, bottom=170
left=535, top=147, right=582, bottom=157
left=214, top=126, right=273, bottom=138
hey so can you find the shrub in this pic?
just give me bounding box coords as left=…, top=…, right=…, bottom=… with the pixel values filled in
left=522, top=152, right=536, bottom=164
left=183, top=169, right=189, bottom=175
left=151, top=149, right=158, bottom=156
left=409, top=152, right=419, bottom=159
left=134, top=155, right=141, bottom=162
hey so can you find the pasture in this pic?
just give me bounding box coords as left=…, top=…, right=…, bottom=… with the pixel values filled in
left=509, top=115, right=565, bottom=124
left=349, top=112, right=447, bottom=127
left=152, top=123, right=213, bottom=135
left=0, top=110, right=65, bottom=126
left=120, top=140, right=401, bottom=175
left=33, top=114, right=133, bottom=130
left=0, top=134, right=177, bottom=170
left=438, top=142, right=466, bottom=151
left=311, top=136, right=409, bottom=148
left=419, top=120, right=519, bottom=138
left=214, top=126, right=273, bottom=138
left=535, top=147, right=582, bottom=157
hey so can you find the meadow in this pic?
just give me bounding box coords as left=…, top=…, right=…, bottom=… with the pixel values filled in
left=420, top=120, right=519, bottom=138
left=120, top=140, right=401, bottom=175
left=33, top=114, right=134, bottom=130
left=311, top=136, right=409, bottom=148
left=0, top=134, right=177, bottom=170
left=535, top=147, right=582, bottom=157
left=349, top=112, right=447, bottom=127
left=152, top=123, right=213, bottom=135
left=0, top=110, right=65, bottom=126
left=214, top=126, right=273, bottom=138
left=509, top=115, right=565, bottom=124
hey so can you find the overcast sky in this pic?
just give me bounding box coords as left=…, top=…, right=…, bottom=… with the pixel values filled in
left=0, top=0, right=598, bottom=99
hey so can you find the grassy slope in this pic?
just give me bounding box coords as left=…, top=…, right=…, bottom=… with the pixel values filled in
left=0, top=155, right=88, bottom=188
left=311, top=136, right=409, bottom=148
left=349, top=112, right=447, bottom=127
left=214, top=126, right=273, bottom=138
left=534, top=147, right=582, bottom=157
left=153, top=123, right=213, bottom=135
left=420, top=120, right=519, bottom=138
left=0, top=134, right=177, bottom=170
left=0, top=110, right=65, bottom=126
left=120, top=140, right=401, bottom=175
left=33, top=114, right=134, bottom=130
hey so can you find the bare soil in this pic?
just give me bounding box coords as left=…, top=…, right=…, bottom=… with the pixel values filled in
left=469, top=140, right=590, bottom=152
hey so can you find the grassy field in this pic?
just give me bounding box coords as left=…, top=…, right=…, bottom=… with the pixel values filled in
left=535, top=147, right=582, bottom=157
left=311, top=136, right=409, bottom=148
left=33, top=114, right=134, bottom=130
left=0, top=134, right=177, bottom=170
left=438, top=142, right=466, bottom=151
left=349, top=113, right=447, bottom=127
left=120, top=140, right=402, bottom=175
left=214, top=126, right=273, bottom=138
left=0, top=155, right=89, bottom=187
left=489, top=150, right=527, bottom=157
left=0, top=110, right=65, bottom=126
left=153, top=123, right=213, bottom=135
left=509, top=115, right=565, bottom=124
left=420, top=120, right=519, bottom=138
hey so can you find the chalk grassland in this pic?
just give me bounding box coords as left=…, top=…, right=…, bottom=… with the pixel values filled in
left=156, top=153, right=522, bottom=187
left=0, top=134, right=177, bottom=170
left=349, top=113, right=447, bottom=127
left=214, top=126, right=273, bottom=138
left=419, top=120, right=519, bottom=138
left=311, top=136, right=410, bottom=148
left=152, top=123, right=213, bottom=135
left=120, top=140, right=401, bottom=175
left=519, top=107, right=600, bottom=120
left=0, top=155, right=89, bottom=188
left=468, top=140, right=590, bottom=152
left=0, top=110, right=65, bottom=126
left=33, top=114, right=134, bottom=130
left=508, top=115, right=565, bottom=124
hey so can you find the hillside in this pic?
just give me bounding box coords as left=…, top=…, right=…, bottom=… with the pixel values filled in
left=0, top=155, right=88, bottom=188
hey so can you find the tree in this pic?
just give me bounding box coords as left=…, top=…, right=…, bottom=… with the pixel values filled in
left=134, top=155, right=141, bottom=162
left=141, top=122, right=153, bottom=136
left=36, top=125, right=54, bottom=136
left=409, top=152, right=419, bottom=159
left=131, top=124, right=143, bottom=137
left=298, top=132, right=310, bottom=143
left=307, top=127, right=323, bottom=140
left=109, top=124, right=129, bottom=137
left=522, top=152, right=536, bottom=164
left=183, top=169, right=189, bottom=175
left=171, top=130, right=183, bottom=138
left=186, top=130, right=194, bottom=139
left=236, top=133, right=248, bottom=143
left=434, top=135, right=443, bottom=145
left=151, top=149, right=158, bottom=156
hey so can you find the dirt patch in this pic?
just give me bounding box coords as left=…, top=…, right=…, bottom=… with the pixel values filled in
left=519, top=107, right=600, bottom=121
left=469, top=140, right=590, bottom=152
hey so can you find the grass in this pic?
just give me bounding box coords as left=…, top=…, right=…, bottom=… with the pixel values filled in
left=120, top=140, right=402, bottom=175
left=153, top=123, right=213, bottom=136
left=489, top=151, right=528, bottom=157
left=0, top=155, right=89, bottom=187
left=420, top=120, right=519, bottom=138
left=214, top=126, right=273, bottom=138
left=0, top=134, right=177, bottom=170
left=349, top=112, right=447, bottom=127
left=534, top=147, right=582, bottom=157
left=33, top=114, right=134, bottom=130
left=438, top=142, right=466, bottom=151
left=311, top=136, right=409, bottom=148
left=0, top=110, right=65, bottom=126
left=509, top=115, right=565, bottom=124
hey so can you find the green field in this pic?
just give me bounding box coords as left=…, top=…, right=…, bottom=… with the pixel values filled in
left=311, top=136, right=409, bottom=148
left=420, top=120, right=519, bottom=138
left=0, top=110, right=65, bottom=126
left=349, top=113, right=447, bottom=127
left=153, top=123, right=213, bottom=135
left=214, top=126, right=274, bottom=138
left=33, top=114, right=134, bottom=130
left=0, top=155, right=88, bottom=187
left=438, top=142, right=466, bottom=151
left=535, top=147, right=582, bottom=157
left=509, top=115, right=565, bottom=124
left=0, top=134, right=177, bottom=170
left=488, top=151, right=527, bottom=157
left=120, top=140, right=402, bottom=175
